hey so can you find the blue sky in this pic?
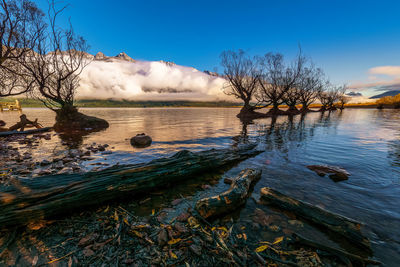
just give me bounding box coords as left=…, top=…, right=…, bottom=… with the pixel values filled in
left=35, top=0, right=400, bottom=97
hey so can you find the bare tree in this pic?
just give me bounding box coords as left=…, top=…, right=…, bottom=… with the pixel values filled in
left=256, top=51, right=306, bottom=115
left=283, top=87, right=301, bottom=114
left=318, top=83, right=345, bottom=111
left=0, top=0, right=45, bottom=96
left=22, top=1, right=89, bottom=110
left=220, top=50, right=265, bottom=118
left=337, top=86, right=348, bottom=110
left=298, top=65, right=324, bottom=113
left=19, top=1, right=107, bottom=131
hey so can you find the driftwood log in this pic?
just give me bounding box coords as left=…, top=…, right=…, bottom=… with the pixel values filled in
left=260, top=187, right=371, bottom=251
left=0, top=127, right=52, bottom=137
left=0, top=145, right=261, bottom=229
left=8, top=114, right=43, bottom=131
left=195, top=168, right=261, bottom=219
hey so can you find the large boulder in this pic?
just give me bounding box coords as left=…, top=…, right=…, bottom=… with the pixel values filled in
left=130, top=133, right=152, bottom=148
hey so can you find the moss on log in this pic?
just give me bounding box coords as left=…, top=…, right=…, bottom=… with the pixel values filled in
left=0, top=145, right=261, bottom=229
left=195, top=168, right=261, bottom=219
left=260, top=187, right=371, bottom=252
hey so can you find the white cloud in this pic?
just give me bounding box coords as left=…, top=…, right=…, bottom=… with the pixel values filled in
left=369, top=66, right=400, bottom=76
left=76, top=59, right=230, bottom=101
left=349, top=65, right=400, bottom=92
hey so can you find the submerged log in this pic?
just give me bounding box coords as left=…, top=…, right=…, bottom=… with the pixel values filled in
left=291, top=233, right=381, bottom=266
left=307, top=165, right=350, bottom=182
left=195, top=168, right=261, bottom=219
left=0, top=145, right=261, bottom=229
left=260, top=187, right=371, bottom=251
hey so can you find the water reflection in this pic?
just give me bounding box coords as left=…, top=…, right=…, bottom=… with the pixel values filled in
left=1, top=107, right=400, bottom=264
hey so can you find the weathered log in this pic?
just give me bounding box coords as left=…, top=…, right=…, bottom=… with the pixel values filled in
left=195, top=168, right=261, bottom=219
left=291, top=233, right=381, bottom=266
left=0, top=144, right=261, bottom=228
left=260, top=187, right=371, bottom=251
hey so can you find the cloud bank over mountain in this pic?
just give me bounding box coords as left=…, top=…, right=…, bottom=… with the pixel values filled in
left=76, top=53, right=229, bottom=101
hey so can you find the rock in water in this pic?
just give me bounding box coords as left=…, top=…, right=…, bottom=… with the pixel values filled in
left=307, top=165, right=350, bottom=182
left=130, top=133, right=152, bottom=148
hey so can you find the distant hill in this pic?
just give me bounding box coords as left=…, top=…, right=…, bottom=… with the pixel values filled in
left=0, top=98, right=240, bottom=108
left=370, top=90, right=400, bottom=99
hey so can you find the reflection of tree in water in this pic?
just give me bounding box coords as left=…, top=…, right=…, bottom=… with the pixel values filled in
left=232, top=112, right=345, bottom=153
left=58, top=129, right=106, bottom=149
left=259, top=112, right=338, bottom=153
left=232, top=118, right=253, bottom=146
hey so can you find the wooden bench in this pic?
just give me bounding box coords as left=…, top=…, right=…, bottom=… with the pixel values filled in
left=0, top=99, right=22, bottom=111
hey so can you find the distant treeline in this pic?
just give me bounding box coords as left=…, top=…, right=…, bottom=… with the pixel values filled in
left=375, top=93, right=400, bottom=108
left=0, top=98, right=241, bottom=108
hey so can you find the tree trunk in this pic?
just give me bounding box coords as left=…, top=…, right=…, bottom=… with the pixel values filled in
left=0, top=145, right=261, bottom=229
left=300, top=103, right=313, bottom=113
left=260, top=187, right=371, bottom=252
left=195, top=168, right=261, bottom=219
left=319, top=105, right=327, bottom=112
left=237, top=103, right=266, bottom=119
left=286, top=105, right=300, bottom=115
left=267, top=104, right=287, bottom=116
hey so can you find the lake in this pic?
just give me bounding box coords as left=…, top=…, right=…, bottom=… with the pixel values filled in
left=1, top=107, right=399, bottom=264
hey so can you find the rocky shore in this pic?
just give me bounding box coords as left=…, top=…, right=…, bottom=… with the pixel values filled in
left=0, top=133, right=380, bottom=266
left=0, top=133, right=113, bottom=185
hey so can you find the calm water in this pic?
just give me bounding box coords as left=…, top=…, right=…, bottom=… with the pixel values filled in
left=1, top=108, right=400, bottom=264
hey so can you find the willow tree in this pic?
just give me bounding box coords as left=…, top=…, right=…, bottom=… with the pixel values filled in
left=21, top=1, right=108, bottom=131
left=220, top=50, right=266, bottom=119
left=298, top=66, right=324, bottom=113
left=318, top=83, right=345, bottom=112
left=256, top=51, right=306, bottom=116
left=0, top=0, right=45, bottom=97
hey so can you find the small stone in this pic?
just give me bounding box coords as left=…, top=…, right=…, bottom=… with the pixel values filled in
left=157, top=229, right=168, bottom=246
left=83, top=247, right=95, bottom=257
left=54, top=161, right=64, bottom=169
left=176, top=212, right=190, bottom=222
left=58, top=167, right=73, bottom=174
left=174, top=222, right=188, bottom=234
left=62, top=157, right=73, bottom=164
left=40, top=159, right=51, bottom=166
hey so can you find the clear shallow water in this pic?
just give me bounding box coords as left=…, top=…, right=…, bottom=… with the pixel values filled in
left=1, top=108, right=400, bottom=264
